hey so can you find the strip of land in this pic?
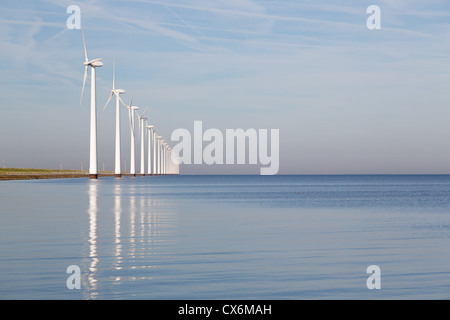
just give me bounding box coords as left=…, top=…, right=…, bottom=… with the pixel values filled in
left=0, top=168, right=116, bottom=180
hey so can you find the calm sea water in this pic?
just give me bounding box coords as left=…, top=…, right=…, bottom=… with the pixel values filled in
left=0, top=175, right=449, bottom=300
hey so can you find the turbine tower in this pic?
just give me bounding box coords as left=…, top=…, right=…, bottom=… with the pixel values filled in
left=165, top=144, right=169, bottom=175
left=146, top=125, right=154, bottom=175
left=152, top=129, right=157, bottom=175
left=162, top=142, right=167, bottom=175
left=125, top=96, right=138, bottom=177
left=136, top=108, right=148, bottom=176
left=103, top=57, right=126, bottom=178
left=81, top=29, right=103, bottom=179
left=156, top=136, right=162, bottom=175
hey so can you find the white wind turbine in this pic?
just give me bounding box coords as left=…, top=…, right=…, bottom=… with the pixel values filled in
left=135, top=108, right=148, bottom=176
left=164, top=142, right=168, bottom=175
left=125, top=96, right=138, bottom=176
left=146, top=124, right=154, bottom=175
left=159, top=139, right=163, bottom=175
left=152, top=129, right=157, bottom=175
left=156, top=135, right=162, bottom=175
left=166, top=146, right=171, bottom=175
left=80, top=29, right=103, bottom=179
left=103, top=58, right=126, bottom=178
left=164, top=143, right=168, bottom=175
left=160, top=137, right=165, bottom=175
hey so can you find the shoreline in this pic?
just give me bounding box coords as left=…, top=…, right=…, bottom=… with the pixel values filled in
left=0, top=173, right=155, bottom=181
left=0, top=174, right=116, bottom=181
left=0, top=168, right=134, bottom=181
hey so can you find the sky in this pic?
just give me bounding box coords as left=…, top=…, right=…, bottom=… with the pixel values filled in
left=1, top=0, right=450, bottom=174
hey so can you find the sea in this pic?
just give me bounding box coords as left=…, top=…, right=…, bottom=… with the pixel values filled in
left=0, top=175, right=449, bottom=300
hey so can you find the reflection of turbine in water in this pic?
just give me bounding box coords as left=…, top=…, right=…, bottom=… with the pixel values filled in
left=146, top=197, right=173, bottom=250
left=127, top=194, right=158, bottom=279
left=114, top=183, right=122, bottom=278
left=84, top=180, right=99, bottom=299
left=140, top=197, right=146, bottom=241
left=115, top=191, right=177, bottom=282
left=79, top=184, right=180, bottom=290
left=129, top=193, right=136, bottom=261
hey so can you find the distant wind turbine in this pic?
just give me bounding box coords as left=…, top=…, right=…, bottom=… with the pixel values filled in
left=146, top=125, right=154, bottom=175
left=156, top=135, right=162, bottom=175
left=80, top=29, right=103, bottom=179
left=152, top=129, right=157, bottom=175
left=135, top=108, right=148, bottom=176
left=103, top=57, right=127, bottom=178
left=161, top=142, right=166, bottom=175
left=163, top=141, right=167, bottom=175
left=163, top=143, right=168, bottom=175
left=125, top=96, right=138, bottom=177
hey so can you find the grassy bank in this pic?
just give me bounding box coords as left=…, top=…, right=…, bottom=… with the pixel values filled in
left=0, top=168, right=88, bottom=175
left=0, top=168, right=114, bottom=180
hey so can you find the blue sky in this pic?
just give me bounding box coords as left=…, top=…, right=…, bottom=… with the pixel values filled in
left=1, top=0, right=450, bottom=174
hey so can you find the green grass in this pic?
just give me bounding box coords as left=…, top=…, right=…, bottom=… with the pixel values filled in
left=0, top=168, right=119, bottom=174
left=0, top=168, right=84, bottom=174
left=0, top=168, right=115, bottom=180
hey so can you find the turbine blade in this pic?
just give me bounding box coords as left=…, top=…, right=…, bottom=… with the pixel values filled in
left=103, top=92, right=113, bottom=111
left=80, top=65, right=88, bottom=105
left=128, top=108, right=135, bottom=138
left=113, top=57, right=115, bottom=90
left=135, top=111, right=141, bottom=142
left=128, top=95, right=134, bottom=109
left=129, top=90, right=135, bottom=107
left=119, top=96, right=128, bottom=108
left=87, top=58, right=102, bottom=64
left=139, top=118, right=141, bottom=142
left=141, top=107, right=148, bottom=117
left=82, top=28, right=88, bottom=62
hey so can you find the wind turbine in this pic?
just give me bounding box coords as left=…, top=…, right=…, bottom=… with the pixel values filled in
left=164, top=143, right=168, bottom=175
left=156, top=136, right=162, bottom=175
left=125, top=96, right=138, bottom=177
left=159, top=137, right=164, bottom=175
left=167, top=145, right=171, bottom=175
left=167, top=146, right=171, bottom=175
left=103, top=57, right=126, bottom=178
left=146, top=124, right=154, bottom=175
left=135, top=108, right=148, bottom=176
left=164, top=143, right=169, bottom=174
left=152, top=129, right=157, bottom=175
left=164, top=142, right=168, bottom=175
left=80, top=29, right=103, bottom=179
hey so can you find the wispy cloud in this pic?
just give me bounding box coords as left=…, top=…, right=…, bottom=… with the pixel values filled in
left=1, top=0, right=450, bottom=172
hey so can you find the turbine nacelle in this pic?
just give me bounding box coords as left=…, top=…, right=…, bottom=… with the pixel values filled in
left=104, top=57, right=126, bottom=112
left=104, top=88, right=126, bottom=111
left=92, top=61, right=103, bottom=67
left=84, top=58, right=103, bottom=67
left=135, top=107, right=148, bottom=120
